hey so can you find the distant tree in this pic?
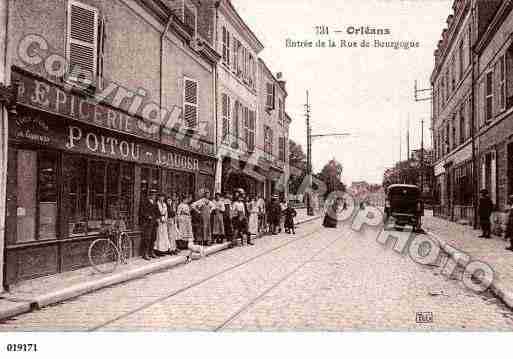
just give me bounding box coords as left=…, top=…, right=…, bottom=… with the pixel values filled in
left=288, top=140, right=308, bottom=194
left=316, top=158, right=346, bottom=198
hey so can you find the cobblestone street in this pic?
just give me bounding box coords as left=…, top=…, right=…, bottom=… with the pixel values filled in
left=1, top=219, right=512, bottom=331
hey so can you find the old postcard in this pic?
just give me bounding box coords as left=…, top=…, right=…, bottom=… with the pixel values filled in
left=0, top=0, right=512, bottom=357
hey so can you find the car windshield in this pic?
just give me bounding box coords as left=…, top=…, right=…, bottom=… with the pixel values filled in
left=388, top=187, right=419, bottom=199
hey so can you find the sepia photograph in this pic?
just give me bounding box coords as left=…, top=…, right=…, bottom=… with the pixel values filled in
left=0, top=0, right=512, bottom=356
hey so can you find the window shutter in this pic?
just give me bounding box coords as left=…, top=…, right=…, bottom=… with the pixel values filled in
left=97, top=16, right=106, bottom=89
left=271, top=84, right=276, bottom=110
left=183, top=5, right=196, bottom=37
left=183, top=78, right=198, bottom=128
left=67, top=1, right=99, bottom=85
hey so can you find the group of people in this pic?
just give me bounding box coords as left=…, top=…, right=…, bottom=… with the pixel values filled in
left=139, top=189, right=298, bottom=261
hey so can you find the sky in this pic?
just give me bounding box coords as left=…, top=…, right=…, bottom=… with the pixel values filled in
left=231, top=0, right=452, bottom=185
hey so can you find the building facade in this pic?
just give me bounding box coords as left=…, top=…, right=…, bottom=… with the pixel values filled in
left=431, top=0, right=502, bottom=224
left=212, top=0, right=266, bottom=199
left=258, top=59, right=290, bottom=201
left=474, top=0, right=513, bottom=232
left=2, top=0, right=219, bottom=286
left=0, top=0, right=292, bottom=288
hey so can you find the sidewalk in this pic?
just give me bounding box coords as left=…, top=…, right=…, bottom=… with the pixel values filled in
left=0, top=210, right=321, bottom=322
left=423, top=212, right=513, bottom=309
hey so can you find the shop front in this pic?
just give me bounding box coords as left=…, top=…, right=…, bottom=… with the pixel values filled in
left=3, top=70, right=215, bottom=286
left=221, top=157, right=265, bottom=199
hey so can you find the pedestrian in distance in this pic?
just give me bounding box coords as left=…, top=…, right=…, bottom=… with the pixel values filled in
left=270, top=195, right=282, bottom=235
left=283, top=202, right=297, bottom=234
left=139, top=190, right=160, bottom=260
left=279, top=199, right=287, bottom=233
left=504, top=195, right=513, bottom=251
left=479, top=189, right=494, bottom=239
left=323, top=197, right=340, bottom=228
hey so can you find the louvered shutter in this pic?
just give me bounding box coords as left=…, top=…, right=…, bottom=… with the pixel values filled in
left=184, top=5, right=196, bottom=37
left=67, top=1, right=98, bottom=85
left=249, top=111, right=255, bottom=151
left=97, top=16, right=105, bottom=89
left=222, top=27, right=227, bottom=63
left=183, top=78, right=198, bottom=128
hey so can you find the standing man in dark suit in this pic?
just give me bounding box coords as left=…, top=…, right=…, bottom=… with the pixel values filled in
left=479, top=189, right=494, bottom=239
left=140, top=190, right=159, bottom=260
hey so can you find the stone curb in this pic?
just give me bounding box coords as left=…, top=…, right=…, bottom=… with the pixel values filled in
left=0, top=217, right=322, bottom=322
left=0, top=242, right=229, bottom=321
left=426, top=230, right=513, bottom=310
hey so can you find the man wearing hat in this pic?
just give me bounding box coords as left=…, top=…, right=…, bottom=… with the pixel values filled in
left=139, top=190, right=160, bottom=260
left=478, top=189, right=494, bottom=239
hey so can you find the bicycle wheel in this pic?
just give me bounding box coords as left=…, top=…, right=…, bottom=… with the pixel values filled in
left=118, top=233, right=133, bottom=265
left=88, top=238, right=120, bottom=274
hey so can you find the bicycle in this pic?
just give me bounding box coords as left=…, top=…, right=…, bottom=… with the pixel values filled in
left=88, top=225, right=133, bottom=274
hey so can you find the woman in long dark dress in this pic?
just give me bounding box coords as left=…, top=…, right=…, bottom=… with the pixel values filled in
left=323, top=197, right=340, bottom=228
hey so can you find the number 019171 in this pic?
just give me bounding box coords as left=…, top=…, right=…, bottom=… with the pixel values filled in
left=6, top=344, right=38, bottom=352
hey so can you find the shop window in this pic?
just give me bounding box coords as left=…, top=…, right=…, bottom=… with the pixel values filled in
left=164, top=169, right=194, bottom=201
left=140, top=166, right=160, bottom=201
left=38, top=152, right=59, bottom=240
left=15, top=150, right=59, bottom=244
left=65, top=156, right=87, bottom=236
left=64, top=155, right=134, bottom=236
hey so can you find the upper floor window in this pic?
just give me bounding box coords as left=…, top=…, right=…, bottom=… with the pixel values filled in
left=222, top=27, right=230, bottom=66
left=222, top=93, right=231, bottom=144
left=278, top=98, right=284, bottom=125
left=244, top=108, right=255, bottom=152
left=485, top=70, right=493, bottom=123
left=66, top=0, right=104, bottom=88
left=499, top=55, right=506, bottom=111
left=183, top=77, right=198, bottom=128
left=266, top=82, right=275, bottom=110
left=459, top=102, right=466, bottom=144
left=458, top=40, right=464, bottom=81
left=264, top=126, right=273, bottom=155
left=183, top=3, right=197, bottom=37
left=278, top=136, right=286, bottom=162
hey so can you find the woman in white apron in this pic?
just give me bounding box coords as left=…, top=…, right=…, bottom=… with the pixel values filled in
left=154, top=193, right=170, bottom=255
left=166, top=196, right=180, bottom=255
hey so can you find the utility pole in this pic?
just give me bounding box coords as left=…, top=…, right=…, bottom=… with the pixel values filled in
left=304, top=91, right=351, bottom=216
left=414, top=80, right=433, bottom=200
left=421, top=119, right=425, bottom=193
left=305, top=91, right=313, bottom=216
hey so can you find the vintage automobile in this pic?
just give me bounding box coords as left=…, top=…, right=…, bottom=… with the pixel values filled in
left=384, top=184, right=424, bottom=232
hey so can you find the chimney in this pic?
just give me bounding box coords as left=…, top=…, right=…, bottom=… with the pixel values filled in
left=447, top=14, right=454, bottom=29
left=277, top=72, right=286, bottom=91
